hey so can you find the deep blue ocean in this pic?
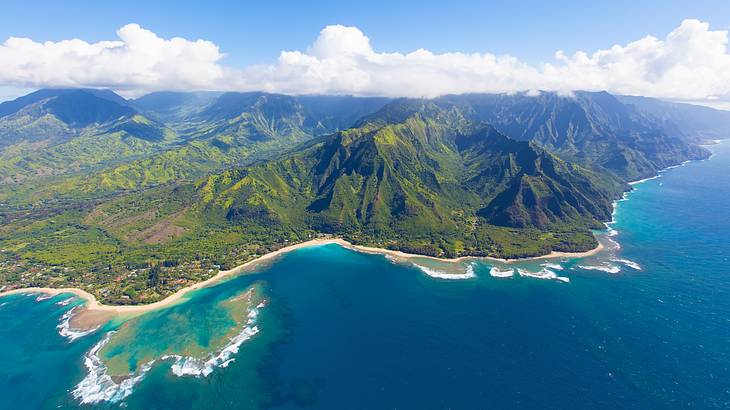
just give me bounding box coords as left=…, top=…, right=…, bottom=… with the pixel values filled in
left=1, top=140, right=729, bottom=409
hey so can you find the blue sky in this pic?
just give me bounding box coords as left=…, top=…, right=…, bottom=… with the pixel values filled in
left=1, top=0, right=730, bottom=106
left=2, top=0, right=728, bottom=66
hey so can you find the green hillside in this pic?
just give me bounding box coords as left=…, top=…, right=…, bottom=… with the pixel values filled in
left=0, top=89, right=718, bottom=304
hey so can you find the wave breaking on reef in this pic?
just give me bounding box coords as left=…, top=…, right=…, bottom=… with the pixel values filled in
left=72, top=331, right=152, bottom=404
left=577, top=264, right=621, bottom=274
left=611, top=258, right=642, bottom=270
left=540, top=263, right=564, bottom=271
left=56, top=297, right=76, bottom=306
left=168, top=300, right=265, bottom=377
left=517, top=268, right=570, bottom=282
left=72, top=300, right=266, bottom=404
left=57, top=306, right=98, bottom=342
left=414, top=263, right=476, bottom=280
left=489, top=267, right=515, bottom=278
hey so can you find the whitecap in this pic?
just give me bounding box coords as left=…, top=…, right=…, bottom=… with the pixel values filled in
left=517, top=268, right=569, bottom=282
left=169, top=325, right=260, bottom=377
left=73, top=301, right=265, bottom=404
left=605, top=237, right=622, bottom=250
left=611, top=258, right=642, bottom=270
left=489, top=267, right=515, bottom=278
left=540, top=263, right=564, bottom=271
left=57, top=306, right=98, bottom=342
left=577, top=264, right=621, bottom=274
left=169, top=300, right=265, bottom=378
left=415, top=263, right=476, bottom=280
left=56, top=296, right=76, bottom=306
left=72, top=331, right=152, bottom=404
left=35, top=293, right=53, bottom=302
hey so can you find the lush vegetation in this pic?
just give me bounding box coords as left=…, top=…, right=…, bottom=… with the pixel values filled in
left=0, top=89, right=716, bottom=304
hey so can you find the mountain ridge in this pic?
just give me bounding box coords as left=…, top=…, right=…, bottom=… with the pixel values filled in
left=0, top=87, right=722, bottom=303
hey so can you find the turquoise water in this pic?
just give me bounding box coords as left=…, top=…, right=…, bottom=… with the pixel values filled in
left=1, top=140, right=729, bottom=409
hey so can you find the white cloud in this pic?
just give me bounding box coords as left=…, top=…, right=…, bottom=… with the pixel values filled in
left=0, top=24, right=225, bottom=95
left=2, top=20, right=730, bottom=106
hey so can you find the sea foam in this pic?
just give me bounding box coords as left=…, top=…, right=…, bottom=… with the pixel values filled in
left=56, top=296, right=76, bottom=306
left=517, top=268, right=570, bottom=283
left=489, top=267, right=515, bottom=278
left=72, top=331, right=152, bottom=404
left=57, top=306, right=98, bottom=342
left=72, top=301, right=266, bottom=404
left=168, top=303, right=264, bottom=377
left=415, top=263, right=476, bottom=280
left=577, top=264, right=621, bottom=274
left=611, top=258, right=642, bottom=270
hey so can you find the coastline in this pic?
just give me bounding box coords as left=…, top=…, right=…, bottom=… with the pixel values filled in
left=0, top=237, right=603, bottom=325
left=0, top=238, right=342, bottom=319
left=2, top=144, right=715, bottom=325
left=343, top=241, right=604, bottom=264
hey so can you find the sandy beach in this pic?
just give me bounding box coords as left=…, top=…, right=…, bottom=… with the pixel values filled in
left=343, top=240, right=604, bottom=264
left=0, top=237, right=604, bottom=329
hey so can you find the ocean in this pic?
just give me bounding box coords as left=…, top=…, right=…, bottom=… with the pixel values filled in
left=1, top=140, right=729, bottom=409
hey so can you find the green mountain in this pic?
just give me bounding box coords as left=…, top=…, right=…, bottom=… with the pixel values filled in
left=67, top=94, right=391, bottom=192
left=0, top=91, right=391, bottom=204
left=132, top=91, right=222, bottom=123
left=1, top=89, right=713, bottom=207
left=437, top=92, right=710, bottom=180
left=0, top=89, right=174, bottom=185
left=616, top=94, right=730, bottom=143
left=1, top=90, right=721, bottom=303
left=196, top=101, right=623, bottom=257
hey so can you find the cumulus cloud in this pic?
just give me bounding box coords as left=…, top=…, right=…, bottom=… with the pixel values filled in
left=0, top=23, right=225, bottom=94
left=1, top=19, right=730, bottom=106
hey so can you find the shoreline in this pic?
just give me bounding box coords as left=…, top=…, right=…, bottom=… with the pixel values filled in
left=0, top=237, right=603, bottom=322
left=343, top=241, right=604, bottom=264
left=0, top=143, right=715, bottom=334
left=0, top=238, right=341, bottom=317
left=2, top=146, right=714, bottom=321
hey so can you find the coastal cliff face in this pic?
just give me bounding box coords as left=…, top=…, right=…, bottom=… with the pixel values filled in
left=0, top=89, right=717, bottom=303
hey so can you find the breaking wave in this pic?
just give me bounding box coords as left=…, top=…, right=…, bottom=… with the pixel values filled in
left=611, top=258, right=642, bottom=270
left=168, top=301, right=265, bottom=377
left=605, top=237, right=622, bottom=250
left=72, top=331, right=152, bottom=404
left=72, top=300, right=266, bottom=404
left=415, top=263, right=476, bottom=280
left=57, top=306, right=98, bottom=342
left=56, top=296, right=76, bottom=306
left=540, top=263, right=564, bottom=271
left=517, top=268, right=570, bottom=283
left=489, top=267, right=515, bottom=278
left=577, top=264, right=621, bottom=274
